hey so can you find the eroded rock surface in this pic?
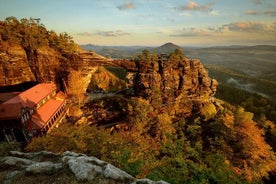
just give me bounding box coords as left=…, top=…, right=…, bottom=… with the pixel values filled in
left=0, top=44, right=107, bottom=87
left=0, top=151, right=169, bottom=184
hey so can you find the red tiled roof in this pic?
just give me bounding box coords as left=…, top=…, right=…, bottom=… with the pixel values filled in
left=7, top=83, right=56, bottom=106
left=0, top=83, right=56, bottom=120
left=27, top=91, right=66, bottom=130
left=0, top=103, right=23, bottom=120
left=0, top=92, right=20, bottom=103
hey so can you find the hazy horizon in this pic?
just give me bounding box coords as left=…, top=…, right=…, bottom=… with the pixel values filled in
left=81, top=42, right=276, bottom=47
left=0, top=0, right=276, bottom=46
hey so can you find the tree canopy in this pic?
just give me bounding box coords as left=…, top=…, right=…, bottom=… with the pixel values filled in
left=0, top=17, right=77, bottom=53
left=26, top=97, right=276, bottom=184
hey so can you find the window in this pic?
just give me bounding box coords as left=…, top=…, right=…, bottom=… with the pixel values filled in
left=50, top=119, right=54, bottom=126
left=0, top=130, right=6, bottom=142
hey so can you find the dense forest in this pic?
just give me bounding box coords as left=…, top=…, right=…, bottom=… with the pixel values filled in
left=26, top=97, right=276, bottom=183
left=0, top=17, right=276, bottom=184
left=215, top=84, right=276, bottom=122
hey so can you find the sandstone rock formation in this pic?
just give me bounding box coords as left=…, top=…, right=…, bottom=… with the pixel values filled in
left=128, top=55, right=219, bottom=118
left=0, top=45, right=35, bottom=85
left=0, top=43, right=108, bottom=88
left=80, top=54, right=219, bottom=127
left=132, top=57, right=217, bottom=101
left=0, top=150, right=169, bottom=184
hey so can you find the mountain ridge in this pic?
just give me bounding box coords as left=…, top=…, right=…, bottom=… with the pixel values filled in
left=81, top=43, right=276, bottom=58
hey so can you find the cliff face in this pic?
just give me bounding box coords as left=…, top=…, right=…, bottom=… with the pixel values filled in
left=0, top=43, right=107, bottom=88
left=0, top=44, right=65, bottom=86
left=134, top=58, right=218, bottom=98
left=0, top=44, right=35, bottom=85
left=130, top=55, right=218, bottom=118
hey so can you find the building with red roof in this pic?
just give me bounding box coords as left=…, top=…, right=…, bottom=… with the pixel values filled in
left=0, top=83, right=68, bottom=143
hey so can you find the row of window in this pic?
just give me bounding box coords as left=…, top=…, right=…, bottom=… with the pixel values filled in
left=20, top=91, right=56, bottom=124
left=35, top=92, right=56, bottom=111
left=41, top=103, right=66, bottom=134
left=21, top=113, right=30, bottom=123
left=0, top=128, right=26, bottom=143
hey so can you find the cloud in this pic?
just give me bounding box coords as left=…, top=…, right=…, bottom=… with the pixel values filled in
left=176, top=1, right=214, bottom=12
left=77, top=32, right=94, bottom=37
left=77, top=30, right=131, bottom=37
left=167, top=22, right=276, bottom=38
left=210, top=10, right=219, bottom=15
left=117, top=2, right=136, bottom=10
left=170, top=28, right=210, bottom=37
left=224, top=22, right=267, bottom=32
left=245, top=10, right=276, bottom=16
left=95, top=30, right=130, bottom=37
left=272, top=22, right=276, bottom=29
left=252, top=0, right=263, bottom=4
left=245, top=10, right=258, bottom=15
left=210, top=21, right=276, bottom=33
left=156, top=31, right=164, bottom=34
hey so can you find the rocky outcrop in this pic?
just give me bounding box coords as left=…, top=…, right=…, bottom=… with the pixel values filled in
left=81, top=54, right=219, bottom=127
left=0, top=151, right=169, bottom=184
left=0, top=44, right=35, bottom=85
left=130, top=55, right=218, bottom=118
left=0, top=43, right=108, bottom=88
left=133, top=57, right=217, bottom=100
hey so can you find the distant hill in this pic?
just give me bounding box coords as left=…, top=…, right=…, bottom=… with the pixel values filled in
left=81, top=44, right=105, bottom=53
left=80, top=42, right=182, bottom=58
left=81, top=44, right=151, bottom=59
left=152, top=42, right=181, bottom=54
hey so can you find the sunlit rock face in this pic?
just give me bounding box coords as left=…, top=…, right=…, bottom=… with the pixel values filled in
left=131, top=56, right=218, bottom=117
left=0, top=45, right=35, bottom=85
left=0, top=44, right=66, bottom=86
left=133, top=58, right=217, bottom=100
left=0, top=43, right=107, bottom=89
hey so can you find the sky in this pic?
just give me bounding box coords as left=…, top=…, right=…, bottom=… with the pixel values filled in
left=0, top=0, right=276, bottom=46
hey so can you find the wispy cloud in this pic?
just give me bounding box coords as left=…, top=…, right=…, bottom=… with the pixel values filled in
left=252, top=0, right=263, bottom=4
left=175, top=1, right=214, bottom=12
left=77, top=32, right=94, bottom=37
left=170, top=28, right=210, bottom=37
left=77, top=30, right=131, bottom=37
left=117, top=2, right=136, bottom=10
left=224, top=22, right=268, bottom=32
left=245, top=10, right=276, bottom=16
left=196, top=21, right=276, bottom=36
left=95, top=30, right=131, bottom=37
left=210, top=21, right=276, bottom=33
